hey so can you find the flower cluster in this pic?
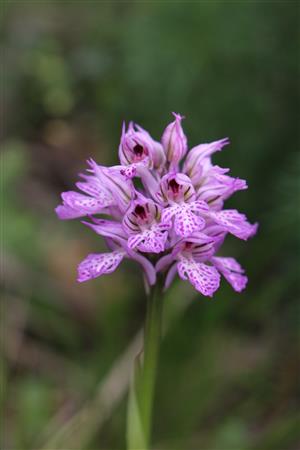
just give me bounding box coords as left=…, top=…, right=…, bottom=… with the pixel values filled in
left=56, top=113, right=257, bottom=297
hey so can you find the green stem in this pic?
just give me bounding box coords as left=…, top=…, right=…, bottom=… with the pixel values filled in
left=140, top=283, right=163, bottom=444
left=127, top=283, right=163, bottom=450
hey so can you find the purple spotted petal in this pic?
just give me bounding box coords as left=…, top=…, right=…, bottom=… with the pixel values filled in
left=162, top=204, right=206, bottom=237
left=177, top=258, right=220, bottom=297
left=161, top=205, right=179, bottom=224
left=55, top=191, right=109, bottom=220
left=120, top=164, right=137, bottom=179
left=77, top=251, right=125, bottom=282
left=76, top=175, right=113, bottom=201
left=190, top=200, right=209, bottom=213
left=128, top=226, right=168, bottom=253
left=209, top=209, right=258, bottom=240
left=174, top=206, right=205, bottom=237
left=212, top=256, right=248, bottom=292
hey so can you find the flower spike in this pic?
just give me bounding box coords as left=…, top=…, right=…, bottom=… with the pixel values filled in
left=56, top=113, right=257, bottom=297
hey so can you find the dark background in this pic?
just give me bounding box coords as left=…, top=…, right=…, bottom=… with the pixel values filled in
left=2, top=2, right=299, bottom=449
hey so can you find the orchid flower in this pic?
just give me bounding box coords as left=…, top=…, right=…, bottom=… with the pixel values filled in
left=56, top=113, right=257, bottom=296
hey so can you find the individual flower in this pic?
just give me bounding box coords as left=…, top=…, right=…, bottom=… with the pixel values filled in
left=122, top=194, right=171, bottom=253
left=119, top=122, right=165, bottom=177
left=156, top=233, right=248, bottom=296
left=56, top=113, right=257, bottom=297
left=156, top=172, right=209, bottom=237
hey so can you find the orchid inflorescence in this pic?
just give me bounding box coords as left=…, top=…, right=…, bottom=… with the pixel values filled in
left=56, top=113, right=257, bottom=297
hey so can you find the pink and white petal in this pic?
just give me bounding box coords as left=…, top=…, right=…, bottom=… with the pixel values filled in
left=161, top=205, right=179, bottom=224
left=190, top=200, right=209, bottom=213
left=76, top=177, right=113, bottom=203
left=77, top=251, right=124, bottom=282
left=55, top=204, right=83, bottom=220
left=128, top=234, right=145, bottom=250
left=177, top=258, right=220, bottom=297
left=157, top=221, right=172, bottom=232
left=61, top=191, right=105, bottom=214
left=209, top=210, right=258, bottom=240
left=137, top=229, right=168, bottom=253
left=174, top=208, right=205, bottom=237
left=120, top=164, right=137, bottom=179
left=212, top=256, right=243, bottom=273
left=211, top=256, right=248, bottom=292
left=224, top=272, right=248, bottom=292
left=210, top=209, right=246, bottom=223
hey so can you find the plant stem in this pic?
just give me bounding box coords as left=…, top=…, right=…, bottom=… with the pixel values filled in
left=140, top=283, right=163, bottom=445
left=127, top=283, right=163, bottom=450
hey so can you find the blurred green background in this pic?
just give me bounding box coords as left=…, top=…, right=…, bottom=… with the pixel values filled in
left=1, top=2, right=299, bottom=449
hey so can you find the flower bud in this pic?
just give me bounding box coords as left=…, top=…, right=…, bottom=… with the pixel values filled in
left=119, top=122, right=165, bottom=170
left=161, top=113, right=187, bottom=166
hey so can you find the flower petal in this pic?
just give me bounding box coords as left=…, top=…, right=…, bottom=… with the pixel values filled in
left=127, top=249, right=156, bottom=286
left=76, top=175, right=113, bottom=202
left=120, top=164, right=137, bottom=179
left=174, top=207, right=205, bottom=237
left=82, top=219, right=127, bottom=243
left=161, top=205, right=179, bottom=224
left=211, top=256, right=248, bottom=292
left=190, top=200, right=209, bottom=213
left=177, top=258, right=220, bottom=297
left=127, top=234, right=145, bottom=250
left=88, top=160, right=133, bottom=213
left=164, top=263, right=178, bottom=290
left=56, top=191, right=108, bottom=220
left=209, top=209, right=258, bottom=240
left=183, top=138, right=230, bottom=180
left=155, top=253, right=174, bottom=272
left=137, top=165, right=160, bottom=199
left=55, top=204, right=84, bottom=220
left=128, top=227, right=168, bottom=253
left=77, top=251, right=125, bottom=282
